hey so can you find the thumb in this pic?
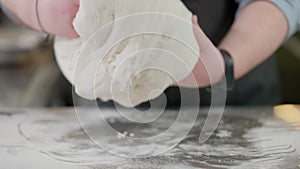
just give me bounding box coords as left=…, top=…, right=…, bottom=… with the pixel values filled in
left=38, top=0, right=79, bottom=38
left=192, top=15, right=214, bottom=50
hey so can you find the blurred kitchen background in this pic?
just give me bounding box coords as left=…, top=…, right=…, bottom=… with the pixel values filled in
left=0, top=11, right=73, bottom=107
left=0, top=10, right=299, bottom=107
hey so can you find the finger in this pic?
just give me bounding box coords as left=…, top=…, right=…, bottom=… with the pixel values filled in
left=4, top=0, right=79, bottom=38
left=38, top=0, right=79, bottom=38
left=192, top=15, right=214, bottom=50
left=177, top=15, right=224, bottom=88
left=176, top=16, right=204, bottom=88
left=72, top=0, right=79, bottom=5
left=192, top=15, right=201, bottom=45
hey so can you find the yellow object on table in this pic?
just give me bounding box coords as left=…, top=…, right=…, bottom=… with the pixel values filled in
left=274, top=104, right=300, bottom=127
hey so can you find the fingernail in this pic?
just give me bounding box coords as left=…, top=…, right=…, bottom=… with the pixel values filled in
left=194, top=15, right=198, bottom=22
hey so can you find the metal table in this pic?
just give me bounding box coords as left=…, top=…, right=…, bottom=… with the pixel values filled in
left=0, top=107, right=299, bottom=169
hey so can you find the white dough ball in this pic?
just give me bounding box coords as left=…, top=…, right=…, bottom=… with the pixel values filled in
left=54, top=0, right=199, bottom=107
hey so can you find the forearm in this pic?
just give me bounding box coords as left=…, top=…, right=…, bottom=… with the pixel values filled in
left=218, top=0, right=288, bottom=79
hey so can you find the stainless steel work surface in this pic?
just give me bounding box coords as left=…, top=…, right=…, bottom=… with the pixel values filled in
left=0, top=107, right=299, bottom=169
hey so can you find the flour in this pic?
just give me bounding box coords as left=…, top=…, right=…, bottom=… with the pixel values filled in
left=54, top=0, right=199, bottom=107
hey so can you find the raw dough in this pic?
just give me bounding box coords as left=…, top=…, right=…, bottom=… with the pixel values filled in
left=54, top=0, right=199, bottom=107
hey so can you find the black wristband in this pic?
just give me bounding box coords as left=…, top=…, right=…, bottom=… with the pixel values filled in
left=220, top=49, right=234, bottom=91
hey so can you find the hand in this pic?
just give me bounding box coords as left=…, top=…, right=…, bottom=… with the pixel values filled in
left=177, top=15, right=225, bottom=88
left=1, top=0, right=79, bottom=38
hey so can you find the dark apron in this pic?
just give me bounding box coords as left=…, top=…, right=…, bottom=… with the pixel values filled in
left=98, top=0, right=281, bottom=108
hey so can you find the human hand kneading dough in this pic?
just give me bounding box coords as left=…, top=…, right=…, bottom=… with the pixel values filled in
left=178, top=15, right=225, bottom=88
left=1, top=0, right=225, bottom=88
left=0, top=0, right=79, bottom=38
